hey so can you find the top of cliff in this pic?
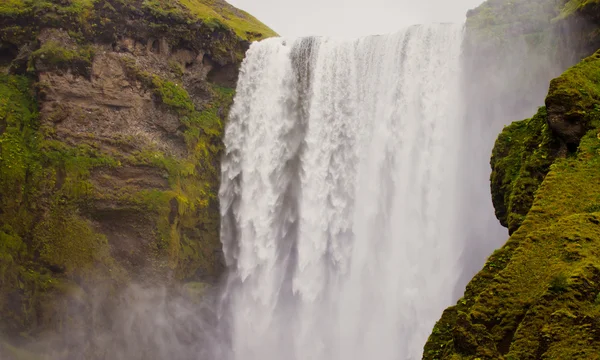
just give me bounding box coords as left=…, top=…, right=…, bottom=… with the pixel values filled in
left=135, top=0, right=278, bottom=40
left=0, top=0, right=277, bottom=66
left=0, top=0, right=276, bottom=41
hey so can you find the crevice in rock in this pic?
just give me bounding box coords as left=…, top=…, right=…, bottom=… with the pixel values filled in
left=0, top=43, right=18, bottom=67
left=206, top=55, right=239, bottom=88
left=497, top=309, right=528, bottom=355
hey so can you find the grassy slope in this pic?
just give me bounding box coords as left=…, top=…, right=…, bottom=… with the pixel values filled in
left=142, top=0, right=278, bottom=40
left=424, top=50, right=600, bottom=360
left=0, top=0, right=276, bottom=45
left=178, top=0, right=277, bottom=40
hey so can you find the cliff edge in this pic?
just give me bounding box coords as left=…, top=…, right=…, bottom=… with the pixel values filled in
left=424, top=0, right=600, bottom=358
left=0, top=0, right=275, bottom=355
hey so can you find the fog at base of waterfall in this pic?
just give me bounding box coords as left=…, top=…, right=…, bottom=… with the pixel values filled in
left=218, top=24, right=488, bottom=360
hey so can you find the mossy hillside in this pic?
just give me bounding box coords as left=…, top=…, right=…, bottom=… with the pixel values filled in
left=546, top=50, right=600, bottom=147
left=143, top=0, right=278, bottom=41
left=0, top=0, right=96, bottom=47
left=491, top=107, right=561, bottom=234
left=464, top=0, right=568, bottom=61
left=0, top=74, right=125, bottom=338
left=0, top=66, right=232, bottom=341
left=0, top=0, right=247, bottom=351
left=425, top=128, right=600, bottom=360
left=0, top=0, right=275, bottom=67
left=464, top=0, right=600, bottom=72
left=424, top=49, right=600, bottom=360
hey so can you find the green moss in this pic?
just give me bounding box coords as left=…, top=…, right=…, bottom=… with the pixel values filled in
left=33, top=201, right=114, bottom=274
left=1, top=0, right=273, bottom=67
left=31, top=41, right=94, bottom=77
left=168, top=59, right=185, bottom=79
left=0, top=0, right=97, bottom=47
left=425, top=48, right=600, bottom=360
left=115, top=61, right=232, bottom=279
left=545, top=50, right=600, bottom=145
left=143, top=0, right=277, bottom=41
left=491, top=107, right=560, bottom=233
left=549, top=272, right=569, bottom=293
left=151, top=75, right=195, bottom=113
left=0, top=74, right=122, bottom=339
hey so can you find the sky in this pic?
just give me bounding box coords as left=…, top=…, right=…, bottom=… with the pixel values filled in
left=228, top=0, right=487, bottom=38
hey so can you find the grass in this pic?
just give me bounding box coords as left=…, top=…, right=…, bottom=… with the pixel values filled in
left=143, top=0, right=277, bottom=41
left=179, top=0, right=277, bottom=40
left=424, top=50, right=600, bottom=360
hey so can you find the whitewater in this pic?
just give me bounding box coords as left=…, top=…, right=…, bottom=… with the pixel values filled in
left=218, top=24, right=490, bottom=360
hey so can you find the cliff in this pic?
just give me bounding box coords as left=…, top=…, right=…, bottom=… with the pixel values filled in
left=424, top=0, right=600, bottom=358
left=0, top=0, right=275, bottom=355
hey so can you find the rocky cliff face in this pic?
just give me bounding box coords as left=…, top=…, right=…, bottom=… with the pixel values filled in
left=0, top=0, right=275, bottom=356
left=424, top=0, right=600, bottom=358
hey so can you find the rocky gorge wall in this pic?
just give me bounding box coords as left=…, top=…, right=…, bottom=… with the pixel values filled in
left=0, top=0, right=275, bottom=357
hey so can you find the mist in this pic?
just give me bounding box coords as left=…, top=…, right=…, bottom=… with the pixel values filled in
left=0, top=284, right=230, bottom=360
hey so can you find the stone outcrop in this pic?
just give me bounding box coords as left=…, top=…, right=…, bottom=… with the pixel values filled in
left=424, top=0, right=600, bottom=357
left=0, top=0, right=275, bottom=355
left=425, top=49, right=600, bottom=360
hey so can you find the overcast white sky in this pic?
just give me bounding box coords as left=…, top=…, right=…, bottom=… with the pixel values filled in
left=228, top=0, right=486, bottom=38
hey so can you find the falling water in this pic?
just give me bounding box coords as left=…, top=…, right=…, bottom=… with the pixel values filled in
left=219, top=24, right=466, bottom=360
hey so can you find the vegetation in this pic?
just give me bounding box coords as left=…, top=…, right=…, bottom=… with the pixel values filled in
left=424, top=50, right=600, bottom=360
left=0, top=74, right=124, bottom=338
left=30, top=40, right=95, bottom=77
left=559, top=0, right=600, bottom=18
left=143, top=77, right=232, bottom=278
left=491, top=107, right=560, bottom=233
left=0, top=0, right=252, bottom=348
left=116, top=55, right=231, bottom=278
left=0, top=0, right=276, bottom=67
left=143, top=0, right=277, bottom=40
left=0, top=0, right=276, bottom=42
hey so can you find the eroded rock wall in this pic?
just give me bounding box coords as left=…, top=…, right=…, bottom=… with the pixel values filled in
left=0, top=0, right=274, bottom=355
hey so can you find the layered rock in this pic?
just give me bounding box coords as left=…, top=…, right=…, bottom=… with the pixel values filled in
left=0, top=0, right=275, bottom=355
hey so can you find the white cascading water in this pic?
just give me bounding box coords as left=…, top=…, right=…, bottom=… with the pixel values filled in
left=219, top=24, right=466, bottom=360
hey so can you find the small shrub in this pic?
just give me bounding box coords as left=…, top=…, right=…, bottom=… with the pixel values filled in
left=549, top=273, right=569, bottom=293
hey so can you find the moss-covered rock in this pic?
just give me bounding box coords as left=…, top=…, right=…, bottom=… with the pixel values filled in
left=0, top=0, right=276, bottom=66
left=0, top=0, right=273, bottom=352
left=491, top=107, right=561, bottom=234
left=424, top=49, right=600, bottom=360
left=546, top=50, right=600, bottom=149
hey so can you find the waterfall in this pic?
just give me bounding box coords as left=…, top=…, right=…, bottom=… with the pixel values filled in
left=219, top=24, right=467, bottom=360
